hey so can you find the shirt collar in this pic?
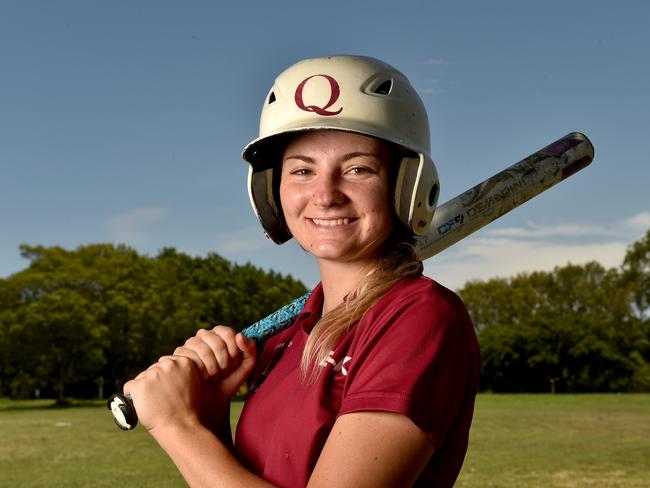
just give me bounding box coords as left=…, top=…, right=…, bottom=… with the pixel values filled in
left=299, top=282, right=324, bottom=320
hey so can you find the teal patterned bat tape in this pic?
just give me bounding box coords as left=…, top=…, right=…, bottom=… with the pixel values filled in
left=241, top=291, right=312, bottom=341
left=107, top=290, right=312, bottom=430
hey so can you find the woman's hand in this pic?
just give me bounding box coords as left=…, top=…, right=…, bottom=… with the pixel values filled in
left=172, top=326, right=257, bottom=430
left=121, top=328, right=269, bottom=488
left=123, top=326, right=256, bottom=435
left=123, top=354, right=203, bottom=434
left=173, top=326, right=256, bottom=398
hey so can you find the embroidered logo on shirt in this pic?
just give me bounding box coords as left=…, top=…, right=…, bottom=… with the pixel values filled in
left=320, top=351, right=352, bottom=376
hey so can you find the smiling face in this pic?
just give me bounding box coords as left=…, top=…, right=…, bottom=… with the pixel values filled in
left=279, top=130, right=396, bottom=268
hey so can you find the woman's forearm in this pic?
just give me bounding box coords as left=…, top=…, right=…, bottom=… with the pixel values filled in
left=151, top=418, right=275, bottom=488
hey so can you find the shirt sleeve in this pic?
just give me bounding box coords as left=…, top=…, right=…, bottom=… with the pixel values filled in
left=338, top=281, right=480, bottom=448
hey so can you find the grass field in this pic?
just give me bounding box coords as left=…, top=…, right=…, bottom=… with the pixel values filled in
left=456, top=394, right=650, bottom=487
left=1, top=394, right=648, bottom=487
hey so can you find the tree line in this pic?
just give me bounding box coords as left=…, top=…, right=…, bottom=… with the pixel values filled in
left=458, top=229, right=650, bottom=393
left=1, top=230, right=648, bottom=400
left=0, top=244, right=307, bottom=401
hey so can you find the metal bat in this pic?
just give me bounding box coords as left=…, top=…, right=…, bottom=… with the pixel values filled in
left=415, top=131, right=594, bottom=259
left=108, top=131, right=594, bottom=430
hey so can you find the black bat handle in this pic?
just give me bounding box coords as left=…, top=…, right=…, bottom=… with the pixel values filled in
left=107, top=393, right=138, bottom=430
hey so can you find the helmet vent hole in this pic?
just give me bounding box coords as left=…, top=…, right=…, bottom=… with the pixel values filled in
left=428, top=184, right=439, bottom=207
left=374, top=80, right=392, bottom=95
left=267, top=91, right=276, bottom=104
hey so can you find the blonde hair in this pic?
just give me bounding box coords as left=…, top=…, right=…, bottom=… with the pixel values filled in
left=300, top=234, right=423, bottom=382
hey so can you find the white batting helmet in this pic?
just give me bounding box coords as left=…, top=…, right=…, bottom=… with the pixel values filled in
left=243, top=55, right=440, bottom=244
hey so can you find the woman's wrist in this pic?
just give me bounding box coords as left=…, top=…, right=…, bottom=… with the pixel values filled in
left=149, top=412, right=205, bottom=448
left=150, top=416, right=273, bottom=488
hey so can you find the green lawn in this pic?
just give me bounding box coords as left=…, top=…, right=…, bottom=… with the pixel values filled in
left=456, top=394, right=650, bottom=487
left=1, top=395, right=648, bottom=487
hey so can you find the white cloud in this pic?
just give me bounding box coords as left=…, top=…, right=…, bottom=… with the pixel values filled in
left=484, top=213, right=650, bottom=240
left=486, top=222, right=616, bottom=239
left=419, top=58, right=449, bottom=65
left=425, top=236, right=629, bottom=291
left=107, top=207, right=167, bottom=246
left=419, top=87, right=446, bottom=95
left=421, top=209, right=650, bottom=291
left=215, top=226, right=275, bottom=254
left=624, top=211, right=650, bottom=232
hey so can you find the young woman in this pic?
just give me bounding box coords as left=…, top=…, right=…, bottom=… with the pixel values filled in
left=124, top=55, right=480, bottom=487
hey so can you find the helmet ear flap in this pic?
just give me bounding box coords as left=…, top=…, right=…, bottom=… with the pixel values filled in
left=248, top=166, right=292, bottom=244
left=394, top=155, right=440, bottom=235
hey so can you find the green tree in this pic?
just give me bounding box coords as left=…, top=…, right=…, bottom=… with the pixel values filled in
left=621, top=229, right=650, bottom=389
left=0, top=243, right=307, bottom=399
left=622, top=229, right=650, bottom=319
left=10, top=289, right=107, bottom=402
left=460, top=259, right=648, bottom=393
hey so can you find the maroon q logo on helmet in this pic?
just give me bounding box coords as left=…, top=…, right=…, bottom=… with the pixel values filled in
left=294, top=74, right=343, bottom=116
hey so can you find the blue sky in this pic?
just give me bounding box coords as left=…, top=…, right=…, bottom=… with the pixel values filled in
left=1, top=1, right=648, bottom=291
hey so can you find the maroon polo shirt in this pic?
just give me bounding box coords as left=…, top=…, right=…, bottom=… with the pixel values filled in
left=235, top=276, right=480, bottom=487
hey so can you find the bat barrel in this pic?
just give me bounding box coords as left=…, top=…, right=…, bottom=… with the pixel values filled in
left=416, top=132, right=594, bottom=260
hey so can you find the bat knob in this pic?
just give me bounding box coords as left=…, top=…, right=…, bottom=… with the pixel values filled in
left=107, top=393, right=138, bottom=430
